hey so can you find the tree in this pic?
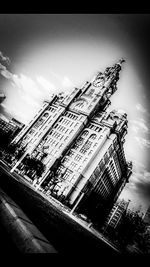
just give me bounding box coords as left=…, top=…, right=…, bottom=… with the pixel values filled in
left=0, top=128, right=12, bottom=150
left=22, top=155, right=45, bottom=180
left=14, top=145, right=26, bottom=160
left=104, top=209, right=149, bottom=253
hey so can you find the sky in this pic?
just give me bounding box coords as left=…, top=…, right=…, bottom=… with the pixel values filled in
left=0, top=14, right=150, bottom=214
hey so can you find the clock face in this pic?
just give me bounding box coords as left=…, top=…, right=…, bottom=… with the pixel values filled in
left=92, top=73, right=105, bottom=87
left=93, top=78, right=104, bottom=87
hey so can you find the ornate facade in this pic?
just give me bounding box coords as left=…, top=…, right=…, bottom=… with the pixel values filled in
left=11, top=59, right=132, bottom=225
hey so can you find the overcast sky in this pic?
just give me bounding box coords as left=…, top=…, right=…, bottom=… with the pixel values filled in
left=0, top=14, right=150, bottom=214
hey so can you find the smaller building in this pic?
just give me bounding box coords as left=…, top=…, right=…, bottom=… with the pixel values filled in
left=103, top=199, right=130, bottom=231
left=0, top=117, right=24, bottom=141
left=143, top=206, right=150, bottom=224
left=11, top=118, right=25, bottom=130
left=0, top=93, right=6, bottom=104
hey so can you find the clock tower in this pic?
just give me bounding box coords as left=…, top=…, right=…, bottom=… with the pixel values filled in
left=69, top=58, right=125, bottom=116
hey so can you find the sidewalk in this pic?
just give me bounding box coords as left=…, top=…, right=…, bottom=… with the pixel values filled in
left=0, top=188, right=57, bottom=253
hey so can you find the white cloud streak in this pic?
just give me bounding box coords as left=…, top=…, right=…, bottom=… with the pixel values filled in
left=134, top=136, right=150, bottom=149
left=62, top=76, right=74, bottom=88
left=130, top=118, right=149, bottom=134
left=136, top=103, right=147, bottom=113
left=0, top=58, right=75, bottom=123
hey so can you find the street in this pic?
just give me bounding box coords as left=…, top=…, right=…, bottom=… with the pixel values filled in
left=0, top=161, right=119, bottom=254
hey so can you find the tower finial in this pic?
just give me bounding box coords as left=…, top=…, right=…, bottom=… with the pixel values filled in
left=118, top=58, right=125, bottom=65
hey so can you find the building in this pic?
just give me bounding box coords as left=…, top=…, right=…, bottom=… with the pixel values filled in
left=0, top=117, right=24, bottom=140
left=103, top=199, right=130, bottom=231
left=144, top=206, right=150, bottom=224
left=0, top=93, right=6, bottom=104
left=11, top=118, right=25, bottom=130
left=11, top=59, right=132, bottom=225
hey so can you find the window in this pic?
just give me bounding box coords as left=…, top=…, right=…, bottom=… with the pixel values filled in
left=103, top=152, right=109, bottom=163
left=59, top=144, right=63, bottom=149
left=70, top=162, right=78, bottom=169
left=69, top=129, right=74, bottom=134
left=76, top=137, right=84, bottom=146
left=62, top=156, right=70, bottom=165
left=54, top=124, right=58, bottom=129
left=82, top=130, right=89, bottom=137
left=74, top=122, right=79, bottom=127
left=63, top=169, right=73, bottom=180
left=59, top=117, right=63, bottom=123
left=109, top=145, right=114, bottom=155
left=86, top=88, right=95, bottom=96
left=48, top=107, right=56, bottom=113
left=80, top=140, right=92, bottom=154
left=88, top=124, right=95, bottom=130
left=34, top=118, right=44, bottom=128
left=42, top=112, right=49, bottom=118
left=99, top=160, right=104, bottom=170
left=72, top=137, right=84, bottom=150
left=28, top=129, right=35, bottom=135
left=43, top=125, right=48, bottom=131
left=88, top=150, right=93, bottom=156
left=64, top=136, right=69, bottom=141
left=78, top=166, right=82, bottom=172
left=67, top=150, right=75, bottom=158
left=93, top=142, right=98, bottom=148
left=95, top=126, right=101, bottom=132
left=72, top=142, right=80, bottom=150
left=89, top=134, right=97, bottom=140
left=38, top=132, right=42, bottom=137
left=83, top=157, right=88, bottom=163
left=57, top=165, right=65, bottom=176
left=94, top=167, right=100, bottom=177
left=74, top=154, right=83, bottom=162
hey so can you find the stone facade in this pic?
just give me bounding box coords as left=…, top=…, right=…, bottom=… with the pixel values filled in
left=11, top=59, right=132, bottom=224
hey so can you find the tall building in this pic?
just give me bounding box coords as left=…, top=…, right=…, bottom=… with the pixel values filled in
left=11, top=59, right=132, bottom=225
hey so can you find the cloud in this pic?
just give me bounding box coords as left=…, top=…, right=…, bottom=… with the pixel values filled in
left=0, top=63, right=13, bottom=79
left=0, top=61, right=52, bottom=109
left=20, top=94, right=40, bottom=108
left=130, top=118, right=149, bottom=134
left=136, top=103, right=147, bottom=113
left=36, top=75, right=56, bottom=93
left=132, top=171, right=150, bottom=201
left=0, top=51, right=10, bottom=65
left=0, top=113, right=9, bottom=122
left=62, top=76, right=74, bottom=88
left=125, top=165, right=150, bottom=204
left=0, top=53, right=75, bottom=123
left=134, top=136, right=150, bottom=149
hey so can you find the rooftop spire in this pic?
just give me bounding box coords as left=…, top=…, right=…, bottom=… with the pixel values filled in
left=117, top=58, right=125, bottom=65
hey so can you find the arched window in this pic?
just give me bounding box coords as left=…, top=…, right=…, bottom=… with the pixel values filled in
left=72, top=137, right=84, bottom=150
left=59, top=117, right=63, bottom=123
left=89, top=134, right=97, bottom=140
left=82, top=130, right=89, bottom=137
left=28, top=129, right=35, bottom=135
left=76, top=137, right=84, bottom=145
left=42, top=112, right=49, bottom=118
left=80, top=139, right=93, bottom=154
